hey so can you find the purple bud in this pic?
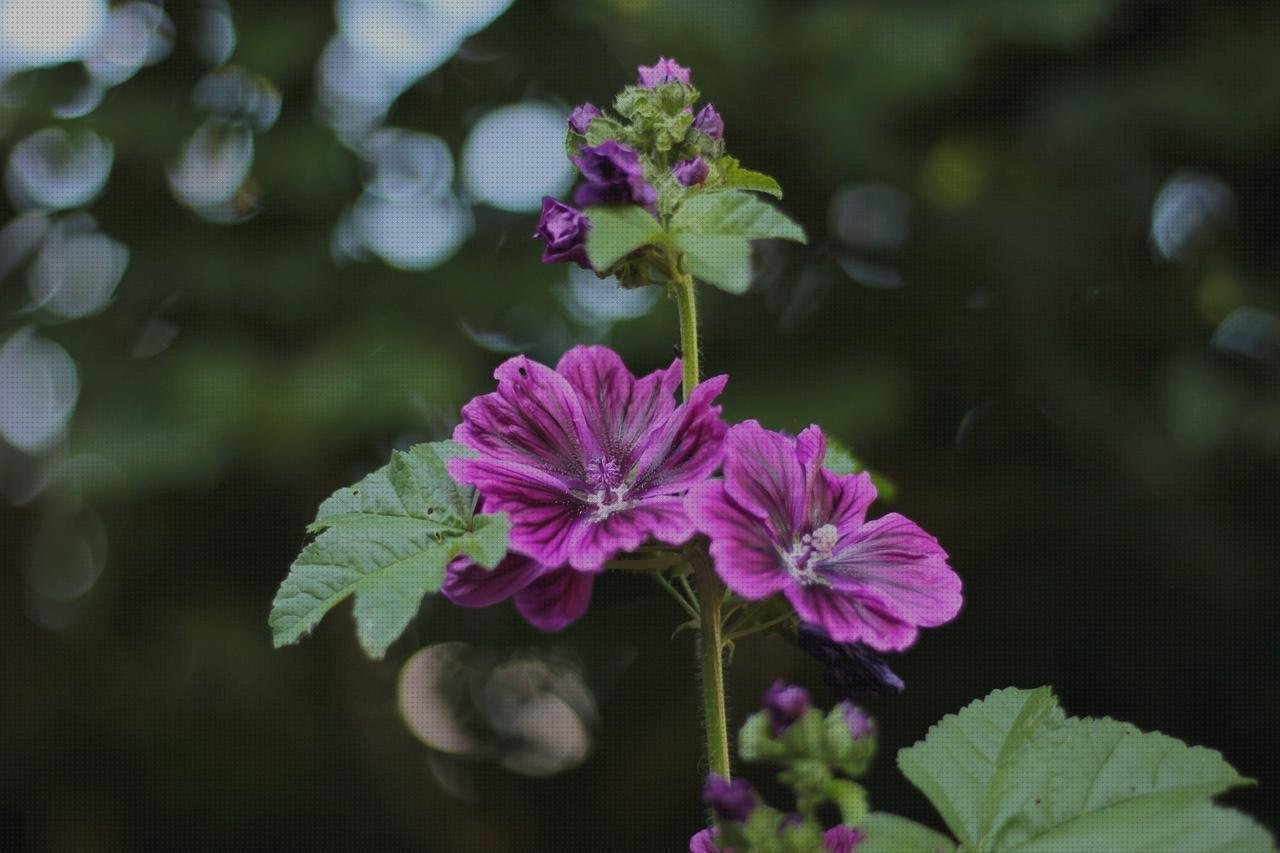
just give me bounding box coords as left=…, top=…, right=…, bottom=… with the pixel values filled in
left=534, top=197, right=592, bottom=268
left=838, top=701, right=873, bottom=740
left=689, top=828, right=731, bottom=853
left=572, top=140, right=658, bottom=213
left=796, top=623, right=905, bottom=700
left=693, top=103, right=724, bottom=141
left=824, top=826, right=866, bottom=852
left=638, top=56, right=691, bottom=88
left=762, top=680, right=810, bottom=736
left=568, top=102, right=601, bottom=135
left=673, top=156, right=710, bottom=187
left=703, top=774, right=756, bottom=823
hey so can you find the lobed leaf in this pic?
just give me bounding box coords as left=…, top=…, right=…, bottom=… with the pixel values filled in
left=583, top=205, right=665, bottom=271
left=670, top=190, right=806, bottom=294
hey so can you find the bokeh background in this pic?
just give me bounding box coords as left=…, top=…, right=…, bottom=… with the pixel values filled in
left=2, top=0, right=1279, bottom=849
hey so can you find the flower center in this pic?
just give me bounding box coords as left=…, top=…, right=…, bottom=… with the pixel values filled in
left=582, top=457, right=632, bottom=522
left=782, top=523, right=839, bottom=587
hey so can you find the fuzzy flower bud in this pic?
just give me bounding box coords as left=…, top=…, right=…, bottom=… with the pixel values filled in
left=638, top=56, right=691, bottom=88
left=762, top=680, right=810, bottom=736
left=838, top=701, right=873, bottom=740
left=693, top=103, right=724, bottom=141
left=824, top=825, right=866, bottom=852
left=568, top=102, right=601, bottom=135
left=534, top=197, right=592, bottom=268
left=703, top=774, right=756, bottom=823
left=571, top=140, right=658, bottom=212
left=673, top=156, right=710, bottom=187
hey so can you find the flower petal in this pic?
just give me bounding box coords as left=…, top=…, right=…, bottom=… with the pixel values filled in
left=631, top=374, right=728, bottom=495
left=513, top=567, right=596, bottom=632
left=440, top=554, right=547, bottom=608
left=566, top=495, right=695, bottom=571
left=784, top=584, right=921, bottom=651
left=686, top=480, right=790, bottom=599
left=719, top=419, right=804, bottom=543
left=453, top=354, right=597, bottom=479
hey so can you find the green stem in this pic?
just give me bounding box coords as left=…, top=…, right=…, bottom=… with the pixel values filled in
left=673, top=268, right=731, bottom=780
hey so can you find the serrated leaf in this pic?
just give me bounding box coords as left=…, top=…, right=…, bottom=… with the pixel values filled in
left=897, top=687, right=1271, bottom=852
left=583, top=205, right=665, bottom=270
left=857, top=813, right=957, bottom=853
left=670, top=190, right=806, bottom=294
left=719, top=156, right=783, bottom=198
left=270, top=441, right=508, bottom=659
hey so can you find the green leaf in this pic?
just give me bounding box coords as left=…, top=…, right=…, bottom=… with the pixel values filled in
left=823, top=435, right=898, bottom=501
left=670, top=190, right=806, bottom=294
left=857, top=813, right=957, bottom=853
left=583, top=205, right=665, bottom=270
left=719, top=156, right=783, bottom=198
left=270, top=441, right=508, bottom=659
left=897, top=687, right=1272, bottom=852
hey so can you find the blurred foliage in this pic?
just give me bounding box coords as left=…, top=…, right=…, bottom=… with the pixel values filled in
left=2, top=0, right=1279, bottom=849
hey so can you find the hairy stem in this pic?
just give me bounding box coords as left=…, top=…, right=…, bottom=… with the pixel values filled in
left=673, top=268, right=731, bottom=780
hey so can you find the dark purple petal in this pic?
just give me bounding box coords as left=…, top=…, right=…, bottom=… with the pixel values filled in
left=693, top=103, right=724, bottom=141
left=824, top=825, right=865, bottom=853
left=762, top=680, right=810, bottom=736
left=686, top=480, right=790, bottom=600
left=513, top=566, right=596, bottom=631
left=568, top=102, right=601, bottom=135
left=638, top=56, right=691, bottom=88
left=535, top=197, right=592, bottom=269
left=795, top=623, right=905, bottom=699
left=673, top=156, right=710, bottom=187
left=440, top=554, right=548, bottom=608
left=631, top=374, right=728, bottom=495
left=572, top=140, right=658, bottom=212
left=703, top=774, right=756, bottom=822
left=720, top=420, right=805, bottom=544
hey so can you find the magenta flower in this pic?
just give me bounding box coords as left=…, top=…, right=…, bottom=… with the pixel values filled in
left=534, top=197, right=592, bottom=268
left=824, top=825, right=866, bottom=852
left=673, top=156, right=710, bottom=187
left=572, top=140, right=658, bottom=212
left=638, top=56, right=691, bottom=88
left=440, top=554, right=595, bottom=632
left=686, top=421, right=962, bottom=650
left=450, top=346, right=728, bottom=573
left=689, top=828, right=731, bottom=853
left=568, top=102, right=601, bottom=135
left=693, top=103, right=724, bottom=141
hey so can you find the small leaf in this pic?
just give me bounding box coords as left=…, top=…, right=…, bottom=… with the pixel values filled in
left=823, top=435, right=898, bottom=501
left=719, top=156, right=783, bottom=198
left=583, top=205, right=665, bottom=270
left=677, top=232, right=753, bottom=294
left=670, top=190, right=806, bottom=294
left=856, top=813, right=957, bottom=853
left=271, top=441, right=508, bottom=659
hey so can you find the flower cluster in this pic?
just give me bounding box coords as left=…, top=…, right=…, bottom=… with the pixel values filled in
left=443, top=344, right=962, bottom=652
left=690, top=683, right=878, bottom=851
left=534, top=56, right=730, bottom=276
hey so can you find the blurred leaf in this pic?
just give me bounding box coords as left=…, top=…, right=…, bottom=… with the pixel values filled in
left=896, top=687, right=1269, bottom=852
left=270, top=442, right=508, bottom=658
left=823, top=435, right=898, bottom=501
left=583, top=205, right=665, bottom=270
left=671, top=190, right=805, bottom=294
left=717, top=156, right=783, bottom=198
left=857, top=812, right=957, bottom=853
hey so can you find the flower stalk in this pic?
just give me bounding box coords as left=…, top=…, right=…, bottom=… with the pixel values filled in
left=673, top=266, right=732, bottom=780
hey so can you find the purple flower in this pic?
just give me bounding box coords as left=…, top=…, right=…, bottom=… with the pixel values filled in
left=686, top=421, right=962, bottom=650
left=824, top=825, right=866, bottom=852
left=703, top=774, right=756, bottom=822
left=762, top=680, right=810, bottom=736
left=534, top=197, right=592, bottom=268
left=450, top=346, right=728, bottom=573
left=441, top=554, right=595, bottom=632
left=673, top=156, right=710, bottom=187
left=693, top=103, right=724, bottom=141
left=638, top=56, right=691, bottom=88
left=572, top=140, right=658, bottom=212
left=689, top=828, right=730, bottom=853
left=837, top=701, right=873, bottom=740
left=568, top=102, right=601, bottom=135
left=796, top=623, right=905, bottom=700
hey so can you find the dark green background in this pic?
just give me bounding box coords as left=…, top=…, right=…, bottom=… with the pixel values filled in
left=3, top=0, right=1279, bottom=849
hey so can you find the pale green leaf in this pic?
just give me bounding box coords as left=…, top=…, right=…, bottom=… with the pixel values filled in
left=857, top=812, right=957, bottom=853
left=677, top=233, right=754, bottom=294
left=271, top=441, right=508, bottom=658
left=583, top=205, right=664, bottom=270
left=719, top=156, right=783, bottom=198
left=670, top=190, right=806, bottom=294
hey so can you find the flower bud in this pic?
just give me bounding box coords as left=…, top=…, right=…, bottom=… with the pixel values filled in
left=571, top=140, right=658, bottom=213
left=638, top=56, right=691, bottom=88
left=824, top=825, right=866, bottom=852
left=568, top=102, right=601, bottom=135
left=673, top=156, right=710, bottom=187
left=688, top=828, right=728, bottom=853
left=838, top=701, right=873, bottom=741
left=703, top=773, right=756, bottom=822
left=796, top=623, right=904, bottom=700
left=762, top=680, right=810, bottom=736
left=534, top=197, right=592, bottom=268
left=693, top=103, right=724, bottom=141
